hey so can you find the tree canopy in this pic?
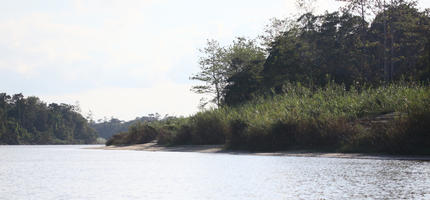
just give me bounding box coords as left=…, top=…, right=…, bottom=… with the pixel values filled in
left=90, top=115, right=160, bottom=139
left=191, top=1, right=430, bottom=106
left=0, top=93, right=97, bottom=144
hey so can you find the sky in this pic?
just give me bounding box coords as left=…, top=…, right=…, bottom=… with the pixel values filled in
left=1, top=0, right=429, bottom=121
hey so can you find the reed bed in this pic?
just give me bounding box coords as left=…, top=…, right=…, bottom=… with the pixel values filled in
left=107, top=83, right=430, bottom=154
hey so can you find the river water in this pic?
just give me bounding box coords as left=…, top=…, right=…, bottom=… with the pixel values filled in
left=0, top=145, right=429, bottom=200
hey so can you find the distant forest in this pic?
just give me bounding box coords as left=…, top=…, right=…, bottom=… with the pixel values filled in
left=0, top=92, right=162, bottom=144
left=0, top=93, right=97, bottom=144
left=90, top=115, right=160, bottom=139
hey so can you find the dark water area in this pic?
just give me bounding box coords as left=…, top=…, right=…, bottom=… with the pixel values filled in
left=0, top=145, right=429, bottom=200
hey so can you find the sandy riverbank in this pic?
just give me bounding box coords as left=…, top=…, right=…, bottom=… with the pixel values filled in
left=88, top=142, right=224, bottom=153
left=86, top=142, right=430, bottom=161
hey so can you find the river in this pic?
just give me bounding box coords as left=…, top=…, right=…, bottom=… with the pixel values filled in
left=0, top=145, right=429, bottom=200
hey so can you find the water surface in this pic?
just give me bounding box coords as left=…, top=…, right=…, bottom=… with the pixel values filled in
left=0, top=145, right=429, bottom=200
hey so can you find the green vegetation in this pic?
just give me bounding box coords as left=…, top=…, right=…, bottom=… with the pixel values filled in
left=107, top=1, right=429, bottom=154
left=0, top=93, right=97, bottom=144
left=107, top=83, right=430, bottom=154
left=105, top=122, right=160, bottom=146
left=192, top=1, right=430, bottom=107
left=90, top=115, right=159, bottom=139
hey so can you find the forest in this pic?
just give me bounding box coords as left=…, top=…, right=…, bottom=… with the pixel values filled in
left=91, top=115, right=160, bottom=139
left=191, top=0, right=430, bottom=107
left=107, top=0, right=430, bottom=154
left=0, top=93, right=97, bottom=144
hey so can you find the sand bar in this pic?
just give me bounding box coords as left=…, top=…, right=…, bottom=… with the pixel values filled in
left=86, top=142, right=430, bottom=161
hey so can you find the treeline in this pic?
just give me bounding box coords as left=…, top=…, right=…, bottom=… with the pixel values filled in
left=192, top=0, right=430, bottom=106
left=91, top=115, right=160, bottom=139
left=107, top=1, right=430, bottom=154
left=0, top=93, right=97, bottom=144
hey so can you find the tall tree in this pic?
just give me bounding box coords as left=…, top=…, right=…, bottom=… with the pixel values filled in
left=222, top=38, right=266, bottom=105
left=190, top=40, right=227, bottom=107
left=337, top=0, right=375, bottom=81
left=369, top=1, right=429, bottom=81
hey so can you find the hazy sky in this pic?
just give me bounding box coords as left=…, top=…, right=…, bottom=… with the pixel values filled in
left=1, top=0, right=429, bottom=120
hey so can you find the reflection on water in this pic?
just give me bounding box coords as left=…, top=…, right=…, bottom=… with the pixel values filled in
left=0, top=145, right=429, bottom=200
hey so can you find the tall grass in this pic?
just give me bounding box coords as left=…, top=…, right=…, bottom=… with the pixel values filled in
left=107, top=83, right=430, bottom=154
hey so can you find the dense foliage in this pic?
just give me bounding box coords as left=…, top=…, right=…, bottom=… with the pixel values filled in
left=108, top=83, right=430, bottom=154
left=193, top=1, right=430, bottom=106
left=91, top=115, right=159, bottom=139
left=0, top=93, right=97, bottom=144
left=105, top=122, right=159, bottom=146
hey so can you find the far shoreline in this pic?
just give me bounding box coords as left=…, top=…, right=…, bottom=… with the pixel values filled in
left=86, top=143, right=430, bottom=161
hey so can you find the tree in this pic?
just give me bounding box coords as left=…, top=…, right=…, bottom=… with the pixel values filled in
left=190, top=39, right=228, bottom=107
left=369, top=1, right=430, bottom=81
left=337, top=0, right=376, bottom=80
left=222, top=38, right=266, bottom=105
left=262, top=11, right=375, bottom=89
left=191, top=38, right=267, bottom=106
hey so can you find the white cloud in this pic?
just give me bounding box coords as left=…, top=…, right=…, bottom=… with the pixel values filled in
left=0, top=3, right=201, bottom=82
